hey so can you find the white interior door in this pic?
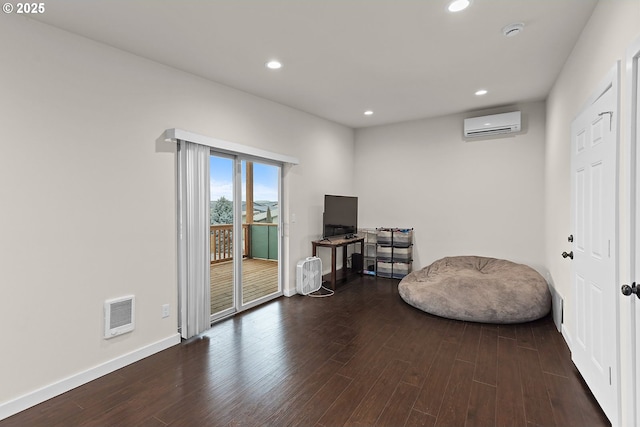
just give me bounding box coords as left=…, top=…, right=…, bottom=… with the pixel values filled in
left=632, top=67, right=640, bottom=427
left=628, top=37, right=640, bottom=427
left=630, top=53, right=640, bottom=426
left=570, top=67, right=619, bottom=425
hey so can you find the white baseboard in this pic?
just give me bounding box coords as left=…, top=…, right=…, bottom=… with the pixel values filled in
left=0, top=333, right=181, bottom=421
left=561, top=324, right=573, bottom=351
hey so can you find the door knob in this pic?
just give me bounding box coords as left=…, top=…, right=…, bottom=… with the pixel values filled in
left=621, top=282, right=640, bottom=299
left=562, top=251, right=573, bottom=259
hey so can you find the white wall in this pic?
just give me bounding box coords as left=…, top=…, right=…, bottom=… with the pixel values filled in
left=0, top=15, right=353, bottom=415
left=545, top=1, right=640, bottom=425
left=354, top=101, right=546, bottom=272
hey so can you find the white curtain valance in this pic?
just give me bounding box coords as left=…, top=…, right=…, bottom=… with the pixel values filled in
left=164, top=128, right=299, bottom=165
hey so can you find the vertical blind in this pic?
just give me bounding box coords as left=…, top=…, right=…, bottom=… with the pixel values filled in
left=177, top=140, right=211, bottom=339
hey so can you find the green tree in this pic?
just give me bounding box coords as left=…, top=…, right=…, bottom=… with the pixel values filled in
left=266, top=206, right=273, bottom=223
left=211, top=196, right=233, bottom=224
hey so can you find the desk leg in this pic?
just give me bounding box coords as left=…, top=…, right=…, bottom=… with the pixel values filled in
left=342, top=246, right=348, bottom=280
left=331, top=246, right=337, bottom=291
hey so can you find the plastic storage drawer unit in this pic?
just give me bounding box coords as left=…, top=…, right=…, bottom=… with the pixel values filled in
left=377, top=261, right=393, bottom=278
left=392, top=229, right=413, bottom=248
left=377, top=228, right=393, bottom=246
left=392, top=247, right=412, bottom=262
left=376, top=245, right=393, bottom=261
left=392, top=262, right=411, bottom=279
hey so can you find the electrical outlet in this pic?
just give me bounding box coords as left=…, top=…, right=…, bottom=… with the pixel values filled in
left=161, top=304, right=170, bottom=318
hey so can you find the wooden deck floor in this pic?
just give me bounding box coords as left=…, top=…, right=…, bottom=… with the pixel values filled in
left=210, top=258, right=279, bottom=313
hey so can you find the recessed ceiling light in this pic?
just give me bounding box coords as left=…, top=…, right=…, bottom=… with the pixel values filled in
left=448, top=0, right=471, bottom=12
left=364, top=110, right=374, bottom=116
left=265, top=60, right=282, bottom=70
left=475, top=89, right=488, bottom=96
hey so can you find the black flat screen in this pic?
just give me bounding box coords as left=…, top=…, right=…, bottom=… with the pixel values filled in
left=323, top=195, right=357, bottom=238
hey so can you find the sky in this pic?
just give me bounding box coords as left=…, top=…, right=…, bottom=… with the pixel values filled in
left=210, top=156, right=279, bottom=202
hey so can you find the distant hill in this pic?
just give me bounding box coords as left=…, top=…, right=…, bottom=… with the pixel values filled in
left=210, top=200, right=277, bottom=212
left=210, top=199, right=278, bottom=225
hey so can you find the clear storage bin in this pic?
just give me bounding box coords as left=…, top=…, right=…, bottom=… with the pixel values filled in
left=392, top=229, right=413, bottom=248
left=392, top=262, right=411, bottom=279
left=392, top=246, right=412, bottom=262
left=363, top=229, right=377, bottom=244
left=376, top=245, right=393, bottom=261
left=365, top=244, right=377, bottom=257
left=377, top=228, right=393, bottom=246
left=377, top=261, right=393, bottom=278
left=364, top=257, right=376, bottom=275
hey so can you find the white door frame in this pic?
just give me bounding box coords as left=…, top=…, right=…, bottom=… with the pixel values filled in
left=569, top=63, right=621, bottom=426
left=625, top=35, right=640, bottom=427
left=234, top=155, right=284, bottom=313
left=209, top=152, right=285, bottom=320
left=164, top=128, right=299, bottom=320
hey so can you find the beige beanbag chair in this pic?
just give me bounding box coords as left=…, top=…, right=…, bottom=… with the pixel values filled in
left=398, top=256, right=551, bottom=324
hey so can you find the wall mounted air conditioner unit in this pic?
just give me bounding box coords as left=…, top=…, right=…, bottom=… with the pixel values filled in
left=464, top=111, right=521, bottom=138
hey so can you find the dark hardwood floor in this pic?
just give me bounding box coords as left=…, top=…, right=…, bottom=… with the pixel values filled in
left=1, top=276, right=610, bottom=427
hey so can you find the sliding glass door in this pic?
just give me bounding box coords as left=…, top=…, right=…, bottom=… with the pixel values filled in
left=209, top=154, right=236, bottom=319
left=241, top=160, right=280, bottom=306
left=209, top=153, right=282, bottom=321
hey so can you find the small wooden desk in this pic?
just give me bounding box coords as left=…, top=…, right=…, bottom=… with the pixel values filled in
left=311, top=236, right=365, bottom=290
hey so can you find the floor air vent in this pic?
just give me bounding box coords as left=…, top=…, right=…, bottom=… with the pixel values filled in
left=104, top=295, right=135, bottom=339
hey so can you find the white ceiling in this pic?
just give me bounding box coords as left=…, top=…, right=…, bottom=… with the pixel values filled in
left=32, top=0, right=598, bottom=128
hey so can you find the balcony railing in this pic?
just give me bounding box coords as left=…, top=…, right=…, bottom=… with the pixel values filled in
left=210, top=224, right=248, bottom=264
left=210, top=223, right=278, bottom=264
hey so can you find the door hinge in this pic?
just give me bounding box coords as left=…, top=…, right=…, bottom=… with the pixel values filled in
left=609, top=367, right=612, bottom=385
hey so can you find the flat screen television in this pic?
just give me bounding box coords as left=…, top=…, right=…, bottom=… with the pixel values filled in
left=323, top=195, right=358, bottom=239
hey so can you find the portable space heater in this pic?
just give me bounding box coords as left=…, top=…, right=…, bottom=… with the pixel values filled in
left=296, top=256, right=322, bottom=295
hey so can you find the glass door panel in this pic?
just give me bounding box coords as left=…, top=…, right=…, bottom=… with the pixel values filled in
left=209, top=153, right=282, bottom=320
left=209, top=154, right=236, bottom=319
left=241, top=160, right=281, bottom=306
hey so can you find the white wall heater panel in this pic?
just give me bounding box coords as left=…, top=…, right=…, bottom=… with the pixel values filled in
left=104, top=295, right=135, bottom=339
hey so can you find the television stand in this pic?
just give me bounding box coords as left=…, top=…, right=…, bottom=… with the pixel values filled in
left=311, top=236, right=365, bottom=291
